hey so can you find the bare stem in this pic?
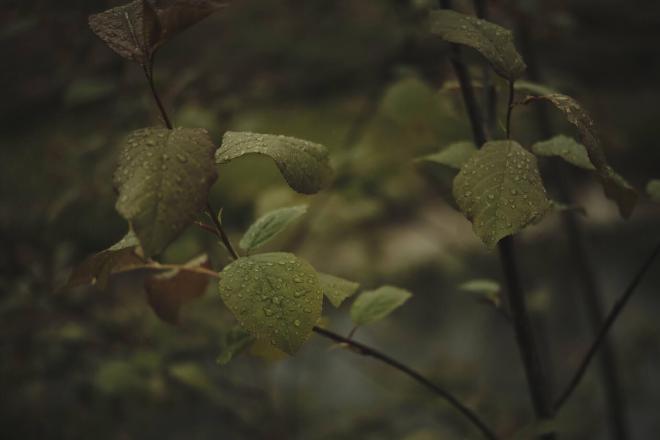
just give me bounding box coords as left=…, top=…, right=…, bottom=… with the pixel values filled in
left=142, top=59, right=173, bottom=130
left=554, top=241, right=660, bottom=411
left=441, top=3, right=555, bottom=437
left=506, top=80, right=515, bottom=139
left=313, top=326, right=499, bottom=440
left=206, top=203, right=239, bottom=261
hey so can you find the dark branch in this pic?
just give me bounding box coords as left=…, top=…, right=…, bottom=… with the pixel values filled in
left=312, top=326, right=499, bottom=440
left=554, top=240, right=660, bottom=410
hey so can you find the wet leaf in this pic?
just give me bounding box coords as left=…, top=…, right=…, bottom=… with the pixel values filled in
left=114, top=127, right=218, bottom=257
left=416, top=141, right=477, bottom=170
left=217, top=253, right=323, bottom=354
left=89, top=0, right=224, bottom=65
left=524, top=93, right=637, bottom=218
left=350, top=286, right=412, bottom=326
left=249, top=339, right=289, bottom=362
left=215, top=132, right=333, bottom=194
left=240, top=205, right=308, bottom=252
left=64, top=231, right=145, bottom=290
left=531, top=135, right=595, bottom=170
left=144, top=254, right=211, bottom=325
left=453, top=140, right=551, bottom=248
left=318, top=273, right=360, bottom=308
left=647, top=179, right=660, bottom=202
left=429, top=10, right=526, bottom=80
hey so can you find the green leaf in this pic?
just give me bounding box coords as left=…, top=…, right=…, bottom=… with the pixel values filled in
left=416, top=141, right=477, bottom=170
left=89, top=0, right=223, bottom=65
left=239, top=205, right=308, bottom=252
left=429, top=10, right=526, bottom=80
left=350, top=286, right=412, bottom=326
left=459, top=279, right=501, bottom=307
left=215, top=132, right=333, bottom=194
left=318, top=273, right=360, bottom=308
left=453, top=140, right=551, bottom=248
left=217, top=253, right=323, bottom=355
left=114, top=127, right=218, bottom=257
left=531, top=135, right=595, bottom=170
left=647, top=179, right=660, bottom=202
left=144, top=254, right=210, bottom=325
left=524, top=93, right=637, bottom=218
left=64, top=231, right=145, bottom=290
left=217, top=326, right=254, bottom=366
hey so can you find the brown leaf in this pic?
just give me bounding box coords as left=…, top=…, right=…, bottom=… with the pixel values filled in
left=524, top=93, right=637, bottom=218
left=63, top=231, right=146, bottom=290
left=89, top=0, right=225, bottom=65
left=144, top=254, right=211, bottom=325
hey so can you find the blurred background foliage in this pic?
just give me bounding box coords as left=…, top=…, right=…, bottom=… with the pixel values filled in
left=1, top=0, right=660, bottom=439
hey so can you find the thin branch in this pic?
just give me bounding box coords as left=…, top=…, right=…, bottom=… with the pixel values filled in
left=194, top=221, right=220, bottom=237
left=505, top=80, right=515, bottom=139
left=143, top=59, right=173, bottom=130
left=206, top=203, right=239, bottom=261
left=440, top=3, right=555, bottom=437
left=554, top=240, right=660, bottom=411
left=312, top=326, right=499, bottom=440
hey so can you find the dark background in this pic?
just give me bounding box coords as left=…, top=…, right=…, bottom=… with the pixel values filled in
left=1, top=0, right=660, bottom=439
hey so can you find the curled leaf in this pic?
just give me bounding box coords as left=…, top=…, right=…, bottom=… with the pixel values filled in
left=63, top=231, right=145, bottom=290
left=215, top=132, right=333, bottom=194
left=524, top=93, right=637, bottom=218
left=429, top=9, right=526, bottom=80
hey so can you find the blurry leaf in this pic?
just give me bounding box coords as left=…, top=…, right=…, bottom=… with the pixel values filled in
left=318, top=273, right=360, bottom=308
left=217, top=253, right=323, bottom=354
left=89, top=0, right=223, bottom=65
left=646, top=179, right=660, bottom=202
left=551, top=200, right=587, bottom=216
left=453, top=140, right=551, bottom=248
left=95, top=360, right=144, bottom=395
left=429, top=10, right=526, bottom=80
left=249, top=339, right=289, bottom=362
left=64, top=231, right=145, bottom=290
left=217, top=326, right=254, bottom=366
left=144, top=254, right=210, bottom=325
left=64, top=78, right=117, bottom=107
left=350, top=286, right=412, bottom=326
left=459, top=279, right=501, bottom=307
left=514, top=80, right=557, bottom=96
left=524, top=93, right=637, bottom=218
left=168, top=362, right=214, bottom=392
left=416, top=141, right=477, bottom=170
left=114, top=127, right=218, bottom=257
left=531, top=135, right=595, bottom=170
left=215, top=132, right=333, bottom=194
left=239, top=205, right=308, bottom=252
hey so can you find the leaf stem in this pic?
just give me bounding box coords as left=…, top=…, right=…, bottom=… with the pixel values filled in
left=553, top=240, right=660, bottom=411
left=206, top=203, right=239, bottom=261
left=506, top=80, right=515, bottom=139
left=142, top=60, right=173, bottom=130
left=312, top=326, right=499, bottom=440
